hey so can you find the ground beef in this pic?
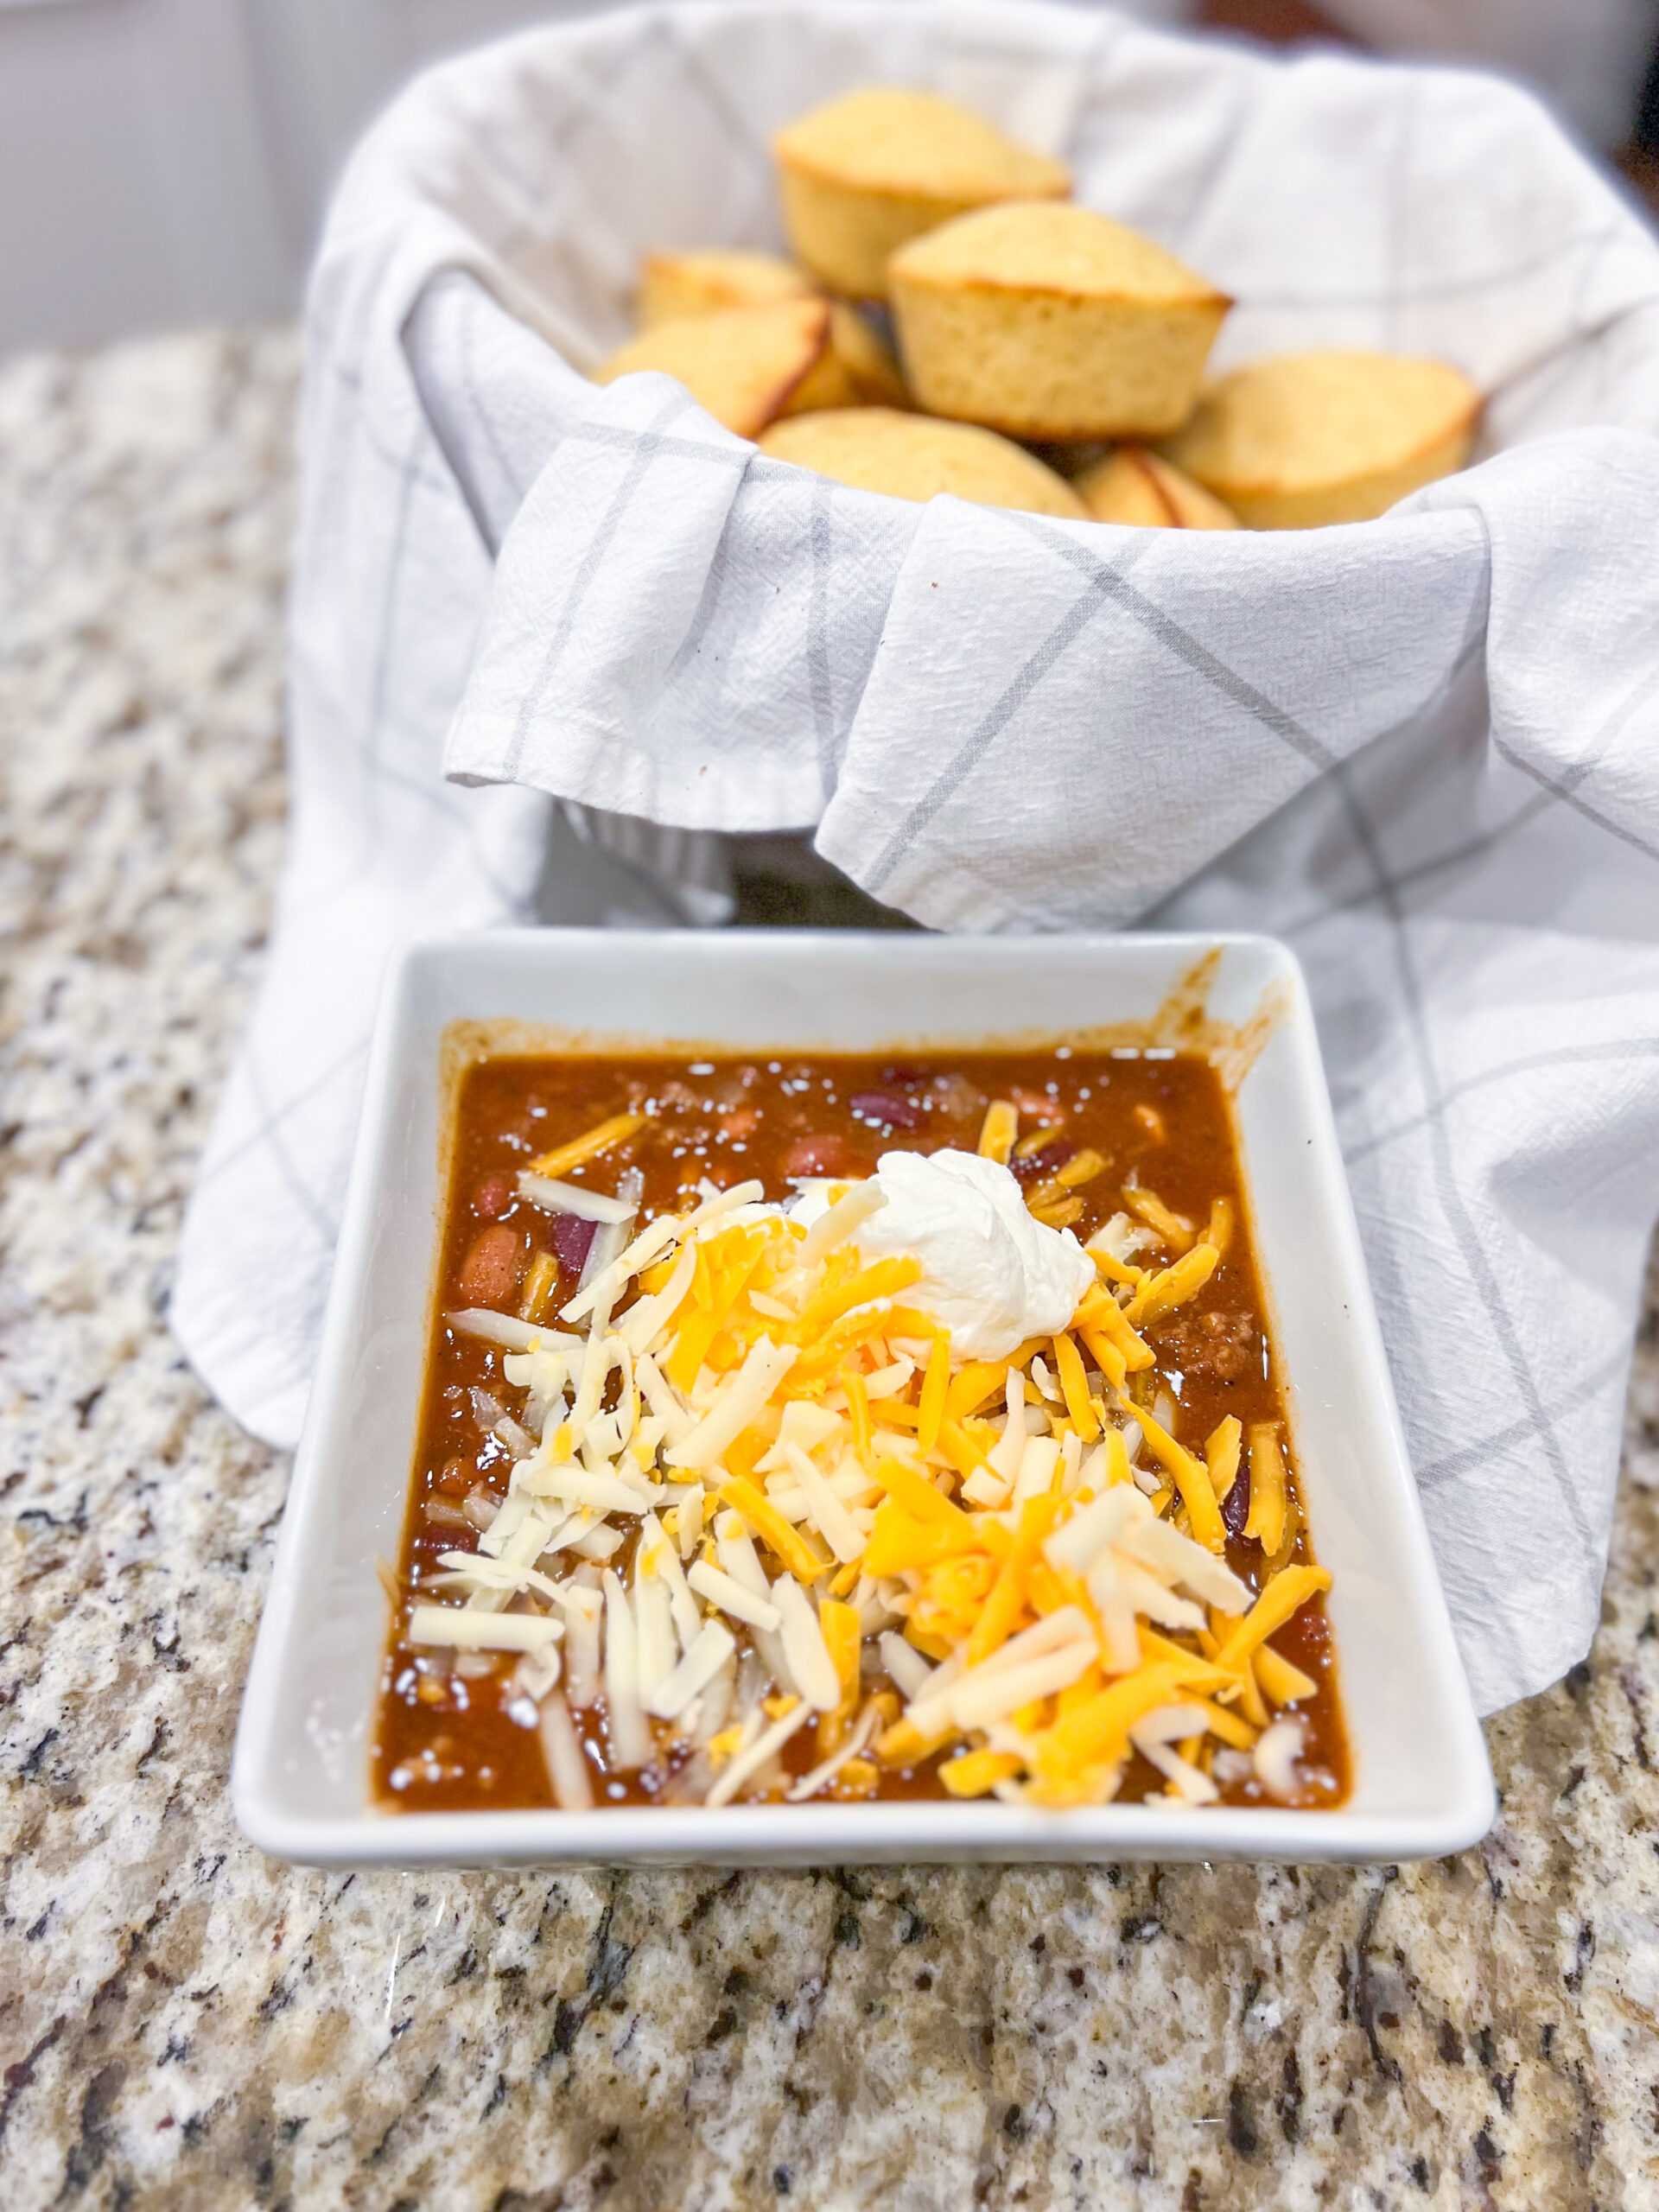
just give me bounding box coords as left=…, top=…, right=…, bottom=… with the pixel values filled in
left=1157, top=1307, right=1260, bottom=1384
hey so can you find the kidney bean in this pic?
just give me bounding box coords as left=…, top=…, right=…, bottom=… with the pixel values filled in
left=472, top=1172, right=514, bottom=1219
left=456, top=1224, right=525, bottom=1308
left=850, top=1090, right=925, bottom=1130
left=1221, top=1466, right=1251, bottom=1541
left=548, top=1213, right=598, bottom=1274
left=782, top=1130, right=874, bottom=1179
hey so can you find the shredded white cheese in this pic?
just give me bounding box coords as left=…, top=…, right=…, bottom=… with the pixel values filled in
left=645, top=1620, right=737, bottom=1722
left=772, top=1578, right=841, bottom=1711
left=601, top=1568, right=652, bottom=1770
left=688, top=1558, right=782, bottom=1632
left=539, top=1691, right=594, bottom=1810
left=705, top=1697, right=815, bottom=1808
left=518, top=1173, right=639, bottom=1224
left=665, top=1338, right=798, bottom=1469
left=408, top=1606, right=559, bottom=1653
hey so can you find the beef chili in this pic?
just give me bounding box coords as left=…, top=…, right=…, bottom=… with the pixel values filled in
left=372, top=1046, right=1348, bottom=1815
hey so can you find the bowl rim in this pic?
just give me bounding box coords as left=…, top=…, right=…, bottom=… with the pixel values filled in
left=232, top=925, right=1495, bottom=1868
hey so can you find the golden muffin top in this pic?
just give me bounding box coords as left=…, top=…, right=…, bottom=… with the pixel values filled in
left=1164, top=351, right=1481, bottom=494
left=890, top=200, right=1229, bottom=307
left=773, top=87, right=1070, bottom=204
left=760, top=406, right=1087, bottom=518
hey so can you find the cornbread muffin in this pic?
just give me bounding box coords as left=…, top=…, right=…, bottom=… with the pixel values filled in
left=636, top=253, right=908, bottom=411
left=594, top=298, right=831, bottom=438
left=889, top=202, right=1230, bottom=441
left=1161, top=351, right=1481, bottom=529
left=1076, top=448, right=1239, bottom=530
left=773, top=86, right=1071, bottom=299
left=759, top=407, right=1087, bottom=518
left=782, top=302, right=910, bottom=412
left=637, top=248, right=813, bottom=327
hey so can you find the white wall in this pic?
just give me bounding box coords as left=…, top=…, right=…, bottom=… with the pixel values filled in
left=0, top=0, right=636, bottom=354
left=0, top=0, right=289, bottom=350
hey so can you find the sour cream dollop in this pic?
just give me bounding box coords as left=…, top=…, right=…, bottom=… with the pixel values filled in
left=843, top=1148, right=1095, bottom=1362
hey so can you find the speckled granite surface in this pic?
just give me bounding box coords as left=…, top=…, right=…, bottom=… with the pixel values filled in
left=3, top=329, right=1659, bottom=2212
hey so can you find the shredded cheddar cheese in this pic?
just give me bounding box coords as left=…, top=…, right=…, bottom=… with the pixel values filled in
left=412, top=1141, right=1334, bottom=1813
left=525, top=1112, right=648, bottom=1181
left=977, top=1100, right=1019, bottom=1165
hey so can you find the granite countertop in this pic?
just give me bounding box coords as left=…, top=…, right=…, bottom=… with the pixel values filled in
left=3, top=329, right=1659, bottom=2212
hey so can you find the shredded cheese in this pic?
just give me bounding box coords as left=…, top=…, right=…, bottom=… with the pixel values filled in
left=773, top=1578, right=841, bottom=1711
left=539, top=1692, right=594, bottom=1809
left=518, top=1173, right=638, bottom=1224
left=1245, top=1422, right=1288, bottom=1554
left=408, top=1129, right=1333, bottom=1815
left=665, top=1339, right=798, bottom=1469
left=976, top=1100, right=1019, bottom=1165
left=645, top=1619, right=736, bottom=1721
left=408, top=1606, right=558, bottom=1652
left=597, top=1570, right=648, bottom=1768
left=688, top=1557, right=782, bottom=1631
left=525, top=1111, right=647, bottom=1181
left=705, top=1696, right=816, bottom=1808
left=797, top=1180, right=888, bottom=1268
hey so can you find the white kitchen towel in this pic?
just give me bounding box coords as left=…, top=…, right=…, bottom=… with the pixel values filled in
left=172, top=0, right=1659, bottom=1715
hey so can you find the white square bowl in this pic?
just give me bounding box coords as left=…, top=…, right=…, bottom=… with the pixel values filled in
left=232, top=929, right=1493, bottom=1868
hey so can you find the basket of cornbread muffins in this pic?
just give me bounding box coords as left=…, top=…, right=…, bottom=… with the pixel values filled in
left=275, top=0, right=1659, bottom=892
left=590, top=83, right=1485, bottom=537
